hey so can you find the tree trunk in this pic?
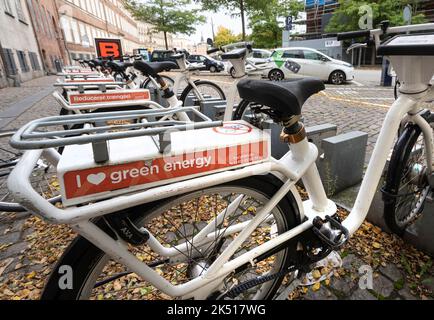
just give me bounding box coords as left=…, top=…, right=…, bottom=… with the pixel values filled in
left=164, top=31, right=168, bottom=50
left=240, top=0, right=246, bottom=40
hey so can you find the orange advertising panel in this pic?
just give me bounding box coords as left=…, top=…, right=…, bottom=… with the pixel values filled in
left=62, top=141, right=268, bottom=199
left=69, top=90, right=150, bottom=105
left=65, top=69, right=94, bottom=74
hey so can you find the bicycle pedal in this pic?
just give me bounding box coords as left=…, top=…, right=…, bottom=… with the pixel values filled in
left=312, top=215, right=349, bottom=250
left=104, top=214, right=149, bottom=246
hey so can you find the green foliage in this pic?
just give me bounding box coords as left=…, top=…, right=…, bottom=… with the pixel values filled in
left=325, top=0, right=426, bottom=33
left=249, top=0, right=303, bottom=49
left=250, top=21, right=281, bottom=49
left=199, top=0, right=270, bottom=39
left=199, top=0, right=268, bottom=15
left=213, top=26, right=241, bottom=47
left=125, top=0, right=205, bottom=49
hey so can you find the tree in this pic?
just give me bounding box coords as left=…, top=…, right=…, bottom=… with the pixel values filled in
left=199, top=0, right=269, bottom=40
left=325, top=0, right=426, bottom=33
left=249, top=0, right=303, bottom=49
left=213, top=26, right=241, bottom=47
left=125, top=0, right=205, bottom=49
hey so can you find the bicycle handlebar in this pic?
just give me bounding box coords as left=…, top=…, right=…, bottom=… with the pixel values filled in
left=207, top=47, right=221, bottom=55
left=337, top=30, right=370, bottom=41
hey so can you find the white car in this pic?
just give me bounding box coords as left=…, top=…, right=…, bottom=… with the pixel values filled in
left=224, top=49, right=273, bottom=77
left=250, top=49, right=272, bottom=65
left=264, top=47, right=355, bottom=85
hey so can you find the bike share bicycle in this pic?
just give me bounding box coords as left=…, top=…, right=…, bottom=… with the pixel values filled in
left=5, top=21, right=434, bottom=300
left=0, top=53, right=220, bottom=212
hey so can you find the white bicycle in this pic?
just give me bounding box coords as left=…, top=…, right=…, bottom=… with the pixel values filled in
left=7, top=22, right=434, bottom=300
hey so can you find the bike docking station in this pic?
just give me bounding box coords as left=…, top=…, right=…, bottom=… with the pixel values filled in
left=52, top=82, right=157, bottom=113
left=9, top=110, right=270, bottom=208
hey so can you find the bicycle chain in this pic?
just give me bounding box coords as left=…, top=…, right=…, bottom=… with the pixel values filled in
left=218, top=265, right=297, bottom=299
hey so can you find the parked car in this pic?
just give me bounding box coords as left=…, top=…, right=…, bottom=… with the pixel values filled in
left=264, top=47, right=354, bottom=85
left=250, top=49, right=272, bottom=65
left=187, top=54, right=225, bottom=72
left=150, top=50, right=177, bottom=63
left=224, top=49, right=273, bottom=77
left=149, top=49, right=190, bottom=69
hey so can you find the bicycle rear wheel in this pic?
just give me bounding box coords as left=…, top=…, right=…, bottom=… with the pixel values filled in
left=180, top=81, right=226, bottom=114
left=42, top=175, right=301, bottom=300
left=232, top=99, right=272, bottom=129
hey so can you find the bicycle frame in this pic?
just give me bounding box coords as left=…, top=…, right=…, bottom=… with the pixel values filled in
left=7, top=25, right=434, bottom=300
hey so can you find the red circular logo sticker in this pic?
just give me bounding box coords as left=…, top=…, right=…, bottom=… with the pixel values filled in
left=213, top=123, right=252, bottom=135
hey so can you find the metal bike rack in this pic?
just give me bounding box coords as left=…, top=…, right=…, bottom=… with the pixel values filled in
left=52, top=89, right=159, bottom=112
left=54, top=82, right=125, bottom=93
left=57, top=73, right=101, bottom=79
left=10, top=108, right=220, bottom=163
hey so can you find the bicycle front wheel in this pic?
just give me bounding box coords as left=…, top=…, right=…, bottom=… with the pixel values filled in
left=42, top=175, right=300, bottom=300
left=383, top=122, right=433, bottom=236
left=0, top=131, right=60, bottom=213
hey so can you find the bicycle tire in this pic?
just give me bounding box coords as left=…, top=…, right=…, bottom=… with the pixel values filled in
left=141, top=75, right=174, bottom=89
left=180, top=80, right=226, bottom=110
left=41, top=175, right=301, bottom=300
left=382, top=123, right=431, bottom=236
left=232, top=99, right=272, bottom=130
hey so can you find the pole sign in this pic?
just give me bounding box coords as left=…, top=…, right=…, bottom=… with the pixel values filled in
left=285, top=16, right=293, bottom=31
left=95, top=38, right=123, bottom=59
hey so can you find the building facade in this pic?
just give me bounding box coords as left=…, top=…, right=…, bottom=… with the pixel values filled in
left=0, top=0, right=44, bottom=87
left=55, top=0, right=142, bottom=62
left=26, top=0, right=68, bottom=73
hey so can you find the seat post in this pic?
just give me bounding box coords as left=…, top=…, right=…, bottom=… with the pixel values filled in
left=280, top=119, right=329, bottom=211
left=279, top=116, right=306, bottom=145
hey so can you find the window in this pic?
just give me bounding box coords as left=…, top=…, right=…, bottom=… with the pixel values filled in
left=15, top=0, right=26, bottom=22
left=4, top=0, right=14, bottom=16
left=282, top=50, right=304, bottom=59
left=17, top=51, right=30, bottom=72
left=2, top=48, right=17, bottom=75
left=29, top=52, right=41, bottom=70
left=303, top=50, right=323, bottom=60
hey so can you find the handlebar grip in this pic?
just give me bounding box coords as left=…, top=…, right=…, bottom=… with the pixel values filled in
left=337, top=30, right=370, bottom=41
left=207, top=47, right=220, bottom=54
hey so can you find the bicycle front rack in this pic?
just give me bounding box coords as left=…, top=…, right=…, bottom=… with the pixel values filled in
left=54, top=82, right=125, bottom=93
left=10, top=108, right=222, bottom=163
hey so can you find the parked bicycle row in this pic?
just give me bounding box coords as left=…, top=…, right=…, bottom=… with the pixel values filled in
left=1, top=22, right=434, bottom=300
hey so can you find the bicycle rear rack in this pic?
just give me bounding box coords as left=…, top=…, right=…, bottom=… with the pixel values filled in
left=57, top=72, right=101, bottom=77
left=54, top=82, right=125, bottom=93
left=10, top=108, right=221, bottom=163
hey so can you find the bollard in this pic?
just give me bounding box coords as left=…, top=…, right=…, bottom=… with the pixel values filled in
left=199, top=100, right=228, bottom=120
left=306, top=124, right=338, bottom=159
left=318, top=131, right=368, bottom=196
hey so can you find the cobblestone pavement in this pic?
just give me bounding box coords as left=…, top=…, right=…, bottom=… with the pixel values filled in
left=1, top=74, right=433, bottom=300
left=0, top=76, right=57, bottom=115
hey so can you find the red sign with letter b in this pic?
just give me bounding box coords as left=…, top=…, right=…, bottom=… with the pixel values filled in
left=95, top=38, right=123, bottom=59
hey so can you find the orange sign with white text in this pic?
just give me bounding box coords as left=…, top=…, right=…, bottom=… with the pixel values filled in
left=68, top=90, right=150, bottom=105
left=62, top=141, right=268, bottom=200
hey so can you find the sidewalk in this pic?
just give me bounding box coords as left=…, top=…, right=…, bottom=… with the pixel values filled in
left=0, top=76, right=57, bottom=129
